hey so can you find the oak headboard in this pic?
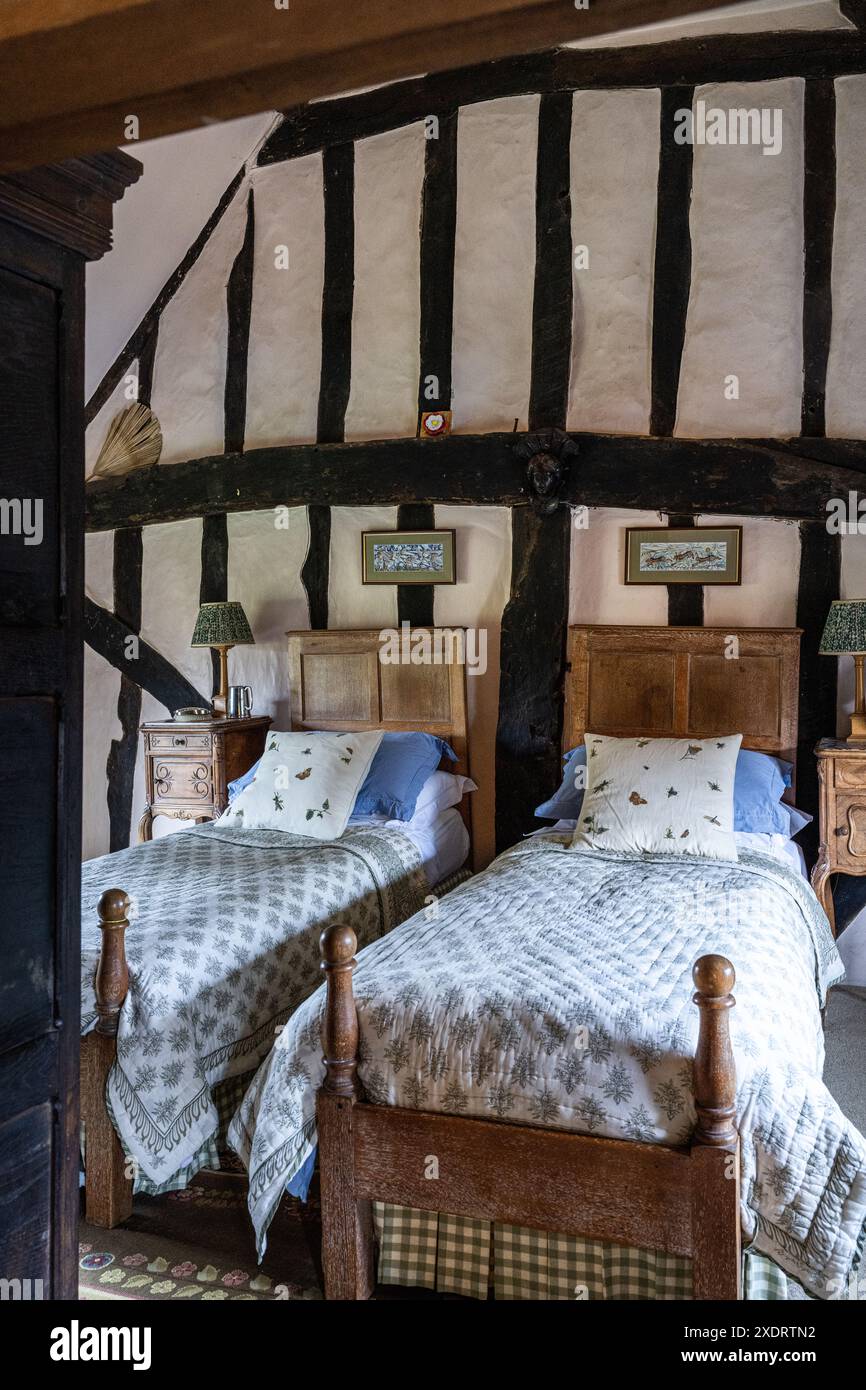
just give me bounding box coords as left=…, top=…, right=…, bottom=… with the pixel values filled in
left=563, top=625, right=802, bottom=787
left=286, top=628, right=470, bottom=780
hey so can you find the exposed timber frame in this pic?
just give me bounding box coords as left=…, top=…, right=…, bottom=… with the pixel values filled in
left=85, top=434, right=866, bottom=532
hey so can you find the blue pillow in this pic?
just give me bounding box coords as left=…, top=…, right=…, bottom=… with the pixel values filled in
left=228, top=758, right=260, bottom=804
left=354, top=731, right=456, bottom=819
left=535, top=744, right=801, bottom=837
left=228, top=731, right=456, bottom=821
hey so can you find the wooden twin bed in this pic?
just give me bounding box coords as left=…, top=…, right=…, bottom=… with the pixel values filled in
left=314, top=624, right=803, bottom=1301
left=80, top=627, right=473, bottom=1227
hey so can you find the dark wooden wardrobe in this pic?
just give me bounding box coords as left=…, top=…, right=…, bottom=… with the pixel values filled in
left=0, top=154, right=139, bottom=1299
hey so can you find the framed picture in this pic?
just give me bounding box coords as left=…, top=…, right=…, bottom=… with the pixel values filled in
left=362, top=529, right=457, bottom=585
left=625, top=526, right=742, bottom=585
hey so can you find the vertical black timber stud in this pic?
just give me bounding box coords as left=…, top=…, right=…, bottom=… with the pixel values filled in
left=403, top=110, right=458, bottom=629
left=304, top=143, right=355, bottom=630
left=496, top=92, right=573, bottom=853
left=666, top=513, right=704, bottom=626
left=651, top=86, right=694, bottom=439
left=397, top=505, right=435, bottom=626
left=802, top=80, right=835, bottom=439
left=104, top=329, right=155, bottom=849
left=650, top=87, right=701, bottom=627
left=797, top=524, right=840, bottom=865
left=797, top=79, right=839, bottom=869
left=137, top=326, right=157, bottom=410
left=200, top=515, right=229, bottom=698
left=103, top=318, right=157, bottom=845
left=225, top=186, right=256, bottom=455
left=106, top=528, right=143, bottom=850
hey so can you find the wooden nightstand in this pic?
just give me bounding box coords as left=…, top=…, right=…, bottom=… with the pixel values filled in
left=810, top=738, right=866, bottom=937
left=137, top=715, right=271, bottom=842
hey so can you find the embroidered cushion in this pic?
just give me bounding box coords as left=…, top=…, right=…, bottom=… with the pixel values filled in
left=220, top=730, right=383, bottom=840
left=570, top=733, right=743, bottom=860
left=538, top=745, right=796, bottom=837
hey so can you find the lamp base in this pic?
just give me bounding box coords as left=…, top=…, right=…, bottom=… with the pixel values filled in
left=211, top=643, right=232, bottom=715
left=847, top=712, right=866, bottom=742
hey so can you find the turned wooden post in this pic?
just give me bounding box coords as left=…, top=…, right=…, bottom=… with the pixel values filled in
left=320, top=923, right=362, bottom=1098
left=316, top=924, right=374, bottom=1299
left=690, top=953, right=741, bottom=1300
left=81, top=888, right=134, bottom=1228
left=94, top=888, right=130, bottom=1036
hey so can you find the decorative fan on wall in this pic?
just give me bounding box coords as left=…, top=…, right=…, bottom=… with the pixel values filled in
left=88, top=402, right=162, bottom=480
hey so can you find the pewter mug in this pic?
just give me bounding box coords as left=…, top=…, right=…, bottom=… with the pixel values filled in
left=227, top=684, right=253, bottom=718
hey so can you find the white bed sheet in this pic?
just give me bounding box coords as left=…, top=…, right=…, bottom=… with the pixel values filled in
left=348, top=806, right=469, bottom=887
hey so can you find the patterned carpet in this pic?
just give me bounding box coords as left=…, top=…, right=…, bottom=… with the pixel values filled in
left=79, top=1156, right=323, bottom=1302
left=78, top=1156, right=448, bottom=1301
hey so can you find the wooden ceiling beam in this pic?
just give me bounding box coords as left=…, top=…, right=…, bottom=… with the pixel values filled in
left=84, top=432, right=866, bottom=531
left=0, top=0, right=764, bottom=172
left=262, top=30, right=866, bottom=162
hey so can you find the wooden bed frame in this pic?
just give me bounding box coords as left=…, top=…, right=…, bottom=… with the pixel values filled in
left=81, top=627, right=471, bottom=1227
left=315, top=624, right=802, bottom=1301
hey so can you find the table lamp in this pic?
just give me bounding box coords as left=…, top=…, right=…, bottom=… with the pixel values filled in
left=191, top=601, right=254, bottom=715
left=819, top=599, right=866, bottom=742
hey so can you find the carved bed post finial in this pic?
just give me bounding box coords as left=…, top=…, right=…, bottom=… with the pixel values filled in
left=320, top=924, right=360, bottom=1097
left=692, top=954, right=737, bottom=1147
left=94, top=888, right=131, bottom=1037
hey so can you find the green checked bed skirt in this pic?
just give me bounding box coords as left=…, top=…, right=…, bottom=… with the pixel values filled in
left=372, top=1204, right=802, bottom=1301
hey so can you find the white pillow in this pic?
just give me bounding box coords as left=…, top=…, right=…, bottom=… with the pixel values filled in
left=220, top=730, right=383, bottom=840
left=409, top=770, right=477, bottom=828
left=570, top=733, right=742, bottom=861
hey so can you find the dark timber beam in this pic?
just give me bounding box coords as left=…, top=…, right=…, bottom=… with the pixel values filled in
left=396, top=504, right=435, bottom=627
left=224, top=187, right=255, bottom=455
left=796, top=523, right=840, bottom=866
left=200, top=514, right=228, bottom=698
left=301, top=506, right=331, bottom=631
left=85, top=434, right=866, bottom=531
left=105, top=528, right=142, bottom=853
left=84, top=598, right=210, bottom=712
left=303, top=142, right=356, bottom=632
left=496, top=91, right=573, bottom=853
left=651, top=86, right=693, bottom=440
left=665, top=513, right=704, bottom=627
left=404, top=108, right=459, bottom=629
left=650, top=89, right=702, bottom=627
left=0, top=0, right=756, bottom=172
left=260, top=32, right=866, bottom=164
left=801, top=80, right=836, bottom=439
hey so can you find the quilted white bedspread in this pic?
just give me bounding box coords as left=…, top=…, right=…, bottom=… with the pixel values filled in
left=229, top=836, right=866, bottom=1297
left=81, top=822, right=427, bottom=1186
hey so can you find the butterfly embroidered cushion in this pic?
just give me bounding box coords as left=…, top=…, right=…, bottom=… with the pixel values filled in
left=220, top=730, right=383, bottom=840
left=570, top=733, right=743, bottom=860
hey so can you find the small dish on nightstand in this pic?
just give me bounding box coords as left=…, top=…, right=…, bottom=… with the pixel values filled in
left=172, top=707, right=213, bottom=722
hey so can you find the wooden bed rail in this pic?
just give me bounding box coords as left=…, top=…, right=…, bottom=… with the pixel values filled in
left=80, top=888, right=134, bottom=1227
left=317, top=925, right=741, bottom=1301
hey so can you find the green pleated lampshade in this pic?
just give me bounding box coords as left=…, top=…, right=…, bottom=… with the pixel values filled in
left=819, top=600, right=866, bottom=655
left=190, top=601, right=254, bottom=648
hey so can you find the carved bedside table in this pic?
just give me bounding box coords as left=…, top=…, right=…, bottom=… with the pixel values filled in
left=811, top=738, right=866, bottom=937
left=137, top=715, right=271, bottom=842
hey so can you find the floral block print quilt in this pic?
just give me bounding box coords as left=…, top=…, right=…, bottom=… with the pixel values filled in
left=81, top=822, right=427, bottom=1187
left=229, top=835, right=866, bottom=1299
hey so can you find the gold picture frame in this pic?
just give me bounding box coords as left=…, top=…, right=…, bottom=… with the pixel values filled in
left=361, top=529, right=456, bottom=585
left=625, top=526, right=742, bottom=585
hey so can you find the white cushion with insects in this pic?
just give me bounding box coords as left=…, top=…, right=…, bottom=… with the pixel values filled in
left=219, top=729, right=384, bottom=840
left=570, top=732, right=743, bottom=861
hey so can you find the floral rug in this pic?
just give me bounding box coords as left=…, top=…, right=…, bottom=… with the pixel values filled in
left=78, top=1157, right=449, bottom=1301
left=79, top=1157, right=324, bottom=1302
